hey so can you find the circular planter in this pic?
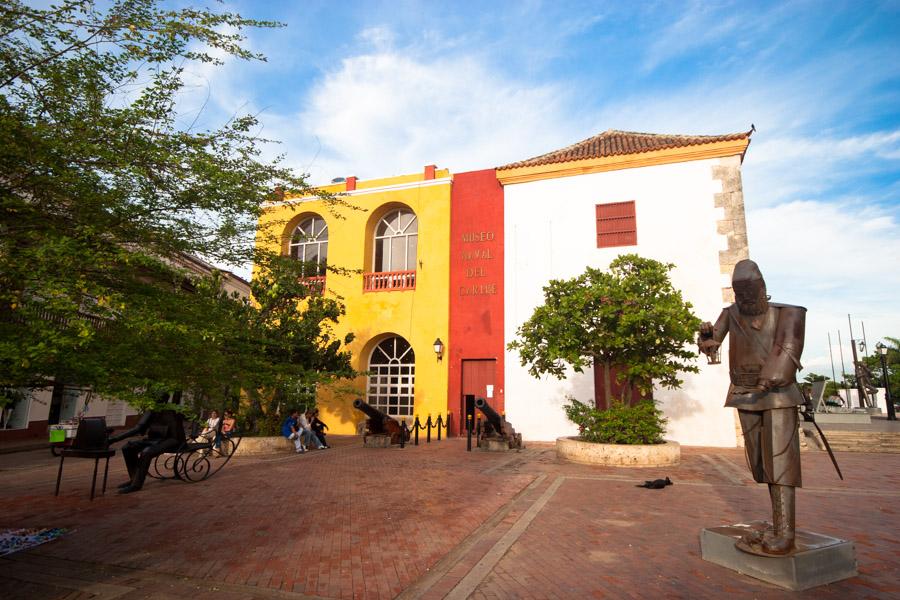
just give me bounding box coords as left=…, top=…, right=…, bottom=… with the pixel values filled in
left=556, top=436, right=680, bottom=467
left=232, top=436, right=294, bottom=457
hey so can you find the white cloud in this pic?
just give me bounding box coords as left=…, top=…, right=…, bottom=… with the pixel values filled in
left=296, top=50, right=577, bottom=182
left=642, top=5, right=742, bottom=72
left=748, top=199, right=900, bottom=375
left=180, top=17, right=899, bottom=375
left=357, top=26, right=395, bottom=51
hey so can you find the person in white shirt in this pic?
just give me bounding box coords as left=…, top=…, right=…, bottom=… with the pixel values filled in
left=298, top=410, right=325, bottom=450
left=196, top=410, right=220, bottom=446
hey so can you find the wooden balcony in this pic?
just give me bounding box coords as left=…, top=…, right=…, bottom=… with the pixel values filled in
left=363, top=270, right=416, bottom=292
left=301, top=276, right=326, bottom=295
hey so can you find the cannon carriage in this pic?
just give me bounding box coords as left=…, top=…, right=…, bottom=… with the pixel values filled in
left=353, top=399, right=410, bottom=446
left=475, top=397, right=523, bottom=450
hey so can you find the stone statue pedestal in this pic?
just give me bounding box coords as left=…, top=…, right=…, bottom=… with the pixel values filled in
left=700, top=522, right=857, bottom=591
left=815, top=412, right=871, bottom=424
left=478, top=438, right=512, bottom=452
left=363, top=434, right=391, bottom=448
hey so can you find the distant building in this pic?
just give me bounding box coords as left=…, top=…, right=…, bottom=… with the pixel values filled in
left=260, top=128, right=753, bottom=446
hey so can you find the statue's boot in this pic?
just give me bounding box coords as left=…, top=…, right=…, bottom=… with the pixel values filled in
left=762, top=484, right=795, bottom=555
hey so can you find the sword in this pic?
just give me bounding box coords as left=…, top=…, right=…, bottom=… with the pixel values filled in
left=797, top=384, right=843, bottom=480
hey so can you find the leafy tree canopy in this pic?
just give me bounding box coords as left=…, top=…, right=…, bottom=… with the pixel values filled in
left=508, top=254, right=701, bottom=407
left=0, top=1, right=356, bottom=414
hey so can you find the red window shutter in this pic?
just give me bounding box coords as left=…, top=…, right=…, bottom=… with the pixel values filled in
left=596, top=201, right=636, bottom=248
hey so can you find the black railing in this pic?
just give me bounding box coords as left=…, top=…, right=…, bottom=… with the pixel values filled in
left=466, top=413, right=484, bottom=451
left=402, top=413, right=451, bottom=447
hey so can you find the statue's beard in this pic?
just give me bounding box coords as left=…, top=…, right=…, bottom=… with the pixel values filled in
left=737, top=296, right=769, bottom=316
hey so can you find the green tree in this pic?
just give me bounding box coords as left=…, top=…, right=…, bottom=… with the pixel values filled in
left=863, top=337, right=900, bottom=402
left=508, top=254, right=701, bottom=408
left=88, top=254, right=355, bottom=430
left=0, top=1, right=353, bottom=402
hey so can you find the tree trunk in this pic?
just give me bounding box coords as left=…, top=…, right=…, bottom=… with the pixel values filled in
left=592, top=356, right=613, bottom=410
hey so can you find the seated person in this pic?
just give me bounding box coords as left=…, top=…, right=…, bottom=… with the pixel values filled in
left=221, top=410, right=237, bottom=439
left=300, top=409, right=325, bottom=450
left=282, top=410, right=306, bottom=453
left=196, top=410, right=220, bottom=445
left=310, top=409, right=329, bottom=449
left=108, top=409, right=186, bottom=494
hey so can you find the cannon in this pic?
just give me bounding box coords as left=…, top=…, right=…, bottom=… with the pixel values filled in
left=353, top=399, right=409, bottom=445
left=474, top=397, right=523, bottom=450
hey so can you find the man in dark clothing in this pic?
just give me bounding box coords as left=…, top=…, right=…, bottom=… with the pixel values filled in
left=281, top=410, right=305, bottom=453
left=310, top=409, right=329, bottom=448
left=109, top=410, right=186, bottom=494
left=699, top=259, right=806, bottom=555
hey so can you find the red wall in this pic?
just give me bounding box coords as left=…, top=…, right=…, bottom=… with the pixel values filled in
left=448, top=170, right=504, bottom=434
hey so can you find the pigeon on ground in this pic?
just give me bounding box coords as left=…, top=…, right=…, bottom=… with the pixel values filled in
left=636, top=477, right=672, bottom=489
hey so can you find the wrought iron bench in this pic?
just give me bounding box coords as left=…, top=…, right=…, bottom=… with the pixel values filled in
left=148, top=418, right=241, bottom=483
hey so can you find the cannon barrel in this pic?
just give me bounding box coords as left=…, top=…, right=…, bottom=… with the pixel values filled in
left=474, top=397, right=523, bottom=449
left=353, top=398, right=408, bottom=444
left=474, top=397, right=502, bottom=430
left=353, top=398, right=389, bottom=421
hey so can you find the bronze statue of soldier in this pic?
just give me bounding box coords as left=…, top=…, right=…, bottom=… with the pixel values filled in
left=699, top=259, right=806, bottom=556
left=854, top=361, right=878, bottom=408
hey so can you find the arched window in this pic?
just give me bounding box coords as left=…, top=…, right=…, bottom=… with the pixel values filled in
left=374, top=209, right=417, bottom=272
left=289, top=216, right=328, bottom=276
left=367, top=336, right=415, bottom=417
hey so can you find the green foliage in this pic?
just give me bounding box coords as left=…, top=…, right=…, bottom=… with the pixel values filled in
left=863, top=337, right=900, bottom=401
left=803, top=373, right=829, bottom=383
left=0, top=1, right=357, bottom=419
left=508, top=254, right=701, bottom=407
left=0, top=386, right=23, bottom=409
left=563, top=397, right=667, bottom=445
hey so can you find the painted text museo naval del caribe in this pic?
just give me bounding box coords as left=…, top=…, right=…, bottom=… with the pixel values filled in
left=459, top=231, right=498, bottom=296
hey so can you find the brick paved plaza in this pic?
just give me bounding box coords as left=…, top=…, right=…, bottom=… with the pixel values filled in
left=1, top=437, right=898, bottom=599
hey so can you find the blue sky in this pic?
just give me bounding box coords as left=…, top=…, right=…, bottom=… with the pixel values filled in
left=179, top=0, right=900, bottom=376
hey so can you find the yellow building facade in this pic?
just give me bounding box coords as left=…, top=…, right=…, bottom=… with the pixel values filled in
left=255, top=167, right=451, bottom=435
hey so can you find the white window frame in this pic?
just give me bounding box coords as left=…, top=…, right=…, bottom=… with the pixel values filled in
left=373, top=209, right=418, bottom=272
left=289, top=216, right=328, bottom=275
left=366, top=336, right=415, bottom=418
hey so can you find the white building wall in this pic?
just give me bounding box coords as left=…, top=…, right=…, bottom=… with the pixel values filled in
left=504, top=158, right=739, bottom=447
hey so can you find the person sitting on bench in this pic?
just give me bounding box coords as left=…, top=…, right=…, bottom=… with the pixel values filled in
left=109, top=409, right=186, bottom=494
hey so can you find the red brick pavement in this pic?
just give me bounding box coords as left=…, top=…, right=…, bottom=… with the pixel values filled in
left=0, top=439, right=898, bottom=599
left=470, top=446, right=900, bottom=599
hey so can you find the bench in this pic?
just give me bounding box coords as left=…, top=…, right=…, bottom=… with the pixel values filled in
left=148, top=417, right=241, bottom=483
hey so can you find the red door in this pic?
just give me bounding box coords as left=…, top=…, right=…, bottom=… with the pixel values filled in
left=460, top=359, right=496, bottom=435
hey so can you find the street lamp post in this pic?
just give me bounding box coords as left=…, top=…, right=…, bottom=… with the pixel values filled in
left=875, top=342, right=896, bottom=421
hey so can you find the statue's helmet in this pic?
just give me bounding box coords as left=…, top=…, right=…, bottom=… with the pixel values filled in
left=732, top=259, right=768, bottom=315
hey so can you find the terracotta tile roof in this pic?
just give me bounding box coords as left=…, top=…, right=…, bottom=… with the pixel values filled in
left=497, top=129, right=753, bottom=170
